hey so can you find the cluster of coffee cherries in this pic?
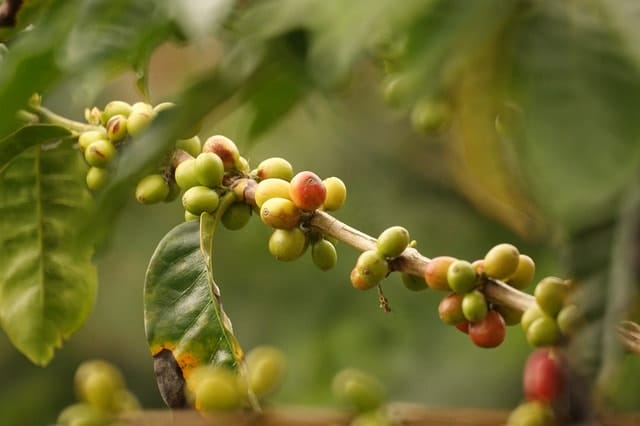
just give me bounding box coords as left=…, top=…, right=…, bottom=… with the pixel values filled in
left=332, top=368, right=391, bottom=426
left=57, top=359, right=140, bottom=426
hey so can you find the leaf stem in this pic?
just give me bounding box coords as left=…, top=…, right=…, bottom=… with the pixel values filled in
left=26, top=104, right=99, bottom=134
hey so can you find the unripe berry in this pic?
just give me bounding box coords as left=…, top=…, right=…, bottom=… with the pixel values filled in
left=289, top=171, right=326, bottom=211
left=469, top=310, right=506, bottom=348
left=74, top=360, right=125, bottom=408
left=254, top=178, right=291, bottom=207
left=506, top=401, right=555, bottom=426
left=135, top=174, right=170, bottom=204
left=105, top=114, right=128, bottom=142
left=202, top=135, right=240, bottom=171
left=221, top=202, right=252, bottom=230
left=494, top=304, right=523, bottom=326
left=557, top=304, right=582, bottom=336
left=353, top=250, right=389, bottom=288
left=194, top=367, right=243, bottom=411
left=57, top=403, right=110, bottom=426
left=101, top=100, right=132, bottom=124
left=164, top=181, right=181, bottom=202
left=322, top=176, right=347, bottom=211
left=84, top=139, right=116, bottom=168
left=245, top=346, right=287, bottom=399
left=332, top=368, right=386, bottom=413
left=410, top=98, right=451, bottom=134
left=527, top=315, right=560, bottom=347
left=521, top=304, right=545, bottom=333
left=86, top=167, right=109, bottom=192
left=376, top=226, right=410, bottom=258
left=438, top=293, right=465, bottom=325
left=78, top=129, right=107, bottom=151
left=311, top=238, right=338, bottom=271
left=483, top=243, right=520, bottom=279
left=126, top=109, right=155, bottom=137
left=260, top=197, right=301, bottom=229
left=131, top=101, right=153, bottom=114
left=176, top=136, right=202, bottom=158
left=256, top=157, right=293, bottom=181
left=237, top=156, right=250, bottom=173
left=174, top=158, right=200, bottom=190
left=401, top=272, right=428, bottom=291
left=182, top=186, right=220, bottom=215
left=268, top=228, right=307, bottom=261
left=424, top=256, right=456, bottom=291
left=446, top=259, right=477, bottom=294
left=462, top=290, right=488, bottom=322
left=506, top=254, right=536, bottom=290
left=195, top=152, right=224, bottom=188
left=185, top=210, right=199, bottom=222
left=534, top=277, right=569, bottom=317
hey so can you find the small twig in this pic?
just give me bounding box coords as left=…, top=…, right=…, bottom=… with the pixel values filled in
left=27, top=104, right=98, bottom=134
left=377, top=285, right=391, bottom=313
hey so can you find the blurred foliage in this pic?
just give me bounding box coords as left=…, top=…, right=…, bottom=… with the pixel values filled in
left=2, top=0, right=640, bottom=424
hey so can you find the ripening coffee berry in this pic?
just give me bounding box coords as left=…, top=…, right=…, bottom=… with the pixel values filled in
left=494, top=304, right=523, bottom=326
left=505, top=401, right=555, bottom=426
left=322, top=177, right=347, bottom=211
left=523, top=348, right=566, bottom=402
left=194, top=367, right=243, bottom=411
left=195, top=152, right=224, bottom=188
left=506, top=254, right=536, bottom=290
left=289, top=171, right=327, bottom=211
left=78, top=129, right=107, bottom=151
left=84, top=139, right=116, bottom=168
left=401, top=272, right=428, bottom=291
left=268, top=228, right=307, bottom=261
left=471, top=259, right=485, bottom=275
left=526, top=316, right=560, bottom=347
left=469, top=310, right=506, bottom=348
left=521, top=304, right=545, bottom=333
left=376, top=226, right=410, bottom=258
left=101, top=100, right=132, bottom=124
left=311, top=238, right=338, bottom=271
left=126, top=109, right=155, bottom=137
left=424, top=256, right=456, bottom=291
left=254, top=178, right=291, bottom=207
left=260, top=197, right=301, bottom=229
left=438, top=293, right=465, bottom=325
left=182, top=186, right=220, bottom=215
left=174, top=158, right=200, bottom=190
left=245, top=346, right=287, bottom=399
left=176, top=136, right=202, bottom=158
left=483, top=243, right=520, bottom=279
left=446, top=260, right=477, bottom=294
left=86, top=167, right=109, bottom=192
left=57, top=403, right=111, bottom=426
left=534, top=277, right=569, bottom=317
left=105, top=114, right=128, bottom=142
left=350, top=268, right=375, bottom=291
left=456, top=321, right=470, bottom=334
left=354, top=250, right=389, bottom=288
left=332, top=368, right=386, bottom=413
left=256, top=157, right=294, bottom=181
left=557, top=304, right=582, bottom=336
left=462, top=290, right=488, bottom=322
left=221, top=202, right=252, bottom=230
left=74, top=360, right=125, bottom=409
left=135, top=174, right=170, bottom=204
left=201, top=135, right=240, bottom=171
left=237, top=156, right=250, bottom=173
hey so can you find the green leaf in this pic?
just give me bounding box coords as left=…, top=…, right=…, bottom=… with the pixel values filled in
left=0, top=124, right=72, bottom=173
left=0, top=142, right=97, bottom=366
left=144, top=195, right=243, bottom=408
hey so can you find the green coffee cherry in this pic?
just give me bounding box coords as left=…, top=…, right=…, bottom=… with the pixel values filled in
left=131, top=101, right=153, bottom=114
left=221, top=202, right=252, bottom=230
left=135, top=174, right=170, bottom=204
left=376, top=226, right=410, bottom=258
left=176, top=136, right=201, bottom=158
left=174, top=158, right=200, bottom=190
left=86, top=167, right=109, bottom=192
left=311, top=238, right=338, bottom=271
left=195, top=152, right=224, bottom=188
left=84, top=139, right=116, bottom=168
left=164, top=181, right=181, bottom=202
left=353, top=250, right=389, bottom=288
left=506, top=401, right=555, bottom=426
left=202, top=135, right=240, bottom=171
left=74, top=360, right=125, bottom=411
left=194, top=367, right=243, bottom=412
left=185, top=211, right=199, bottom=222
left=182, top=186, right=220, bottom=215
left=521, top=304, right=545, bottom=333
left=57, top=403, right=111, bottom=426
left=101, top=100, right=132, bottom=124
left=85, top=106, right=102, bottom=125
left=462, top=290, right=488, bottom=322
left=322, top=177, right=347, bottom=211
left=105, top=114, right=128, bottom=142
left=268, top=228, right=307, bottom=261
left=534, top=277, right=569, bottom=317
left=112, top=388, right=141, bottom=414
left=526, top=315, right=560, bottom=347
left=126, top=109, right=155, bottom=137
left=494, top=304, right=523, bottom=326
left=446, top=260, right=477, bottom=294
left=410, top=98, right=451, bottom=134
left=245, top=345, right=287, bottom=399
left=256, top=157, right=294, bottom=181
left=506, top=254, right=536, bottom=290
left=254, top=178, right=292, bottom=207
left=332, top=368, right=386, bottom=413
left=483, top=243, right=520, bottom=280
left=78, top=129, right=107, bottom=151
left=260, top=197, right=301, bottom=229
left=557, top=304, right=582, bottom=336
left=401, top=272, right=428, bottom=291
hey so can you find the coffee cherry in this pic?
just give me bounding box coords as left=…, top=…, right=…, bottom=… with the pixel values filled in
left=494, top=304, right=523, bottom=326
left=332, top=368, right=386, bottom=413
left=462, top=290, right=488, bottom=322
left=438, top=293, right=465, bottom=325
left=523, top=348, right=566, bottom=402
left=506, top=254, right=536, bottom=290
left=455, top=321, right=470, bottom=334
left=401, top=272, right=428, bottom=291
left=86, top=167, right=109, bottom=192
left=350, top=268, right=376, bottom=291
left=526, top=316, right=560, bottom=347
left=105, top=114, right=128, bottom=142
left=176, top=136, right=202, bottom=158
left=135, top=174, right=170, bottom=204
left=57, top=403, right=111, bottom=426
left=101, top=100, right=132, bottom=124
left=424, top=256, right=456, bottom=291
left=127, top=108, right=155, bottom=137
left=74, top=360, right=125, bottom=410
left=289, top=171, right=327, bottom=211
left=202, top=135, right=240, bottom=171
left=350, top=411, right=391, bottom=426
left=185, top=211, right=199, bottom=222
left=446, top=260, right=477, bottom=294
left=194, top=367, right=243, bottom=411
left=237, top=156, right=250, bottom=173
left=131, top=101, right=153, bottom=114
left=410, top=98, right=451, bottom=134
left=376, top=226, right=410, bottom=258
left=221, top=202, right=252, bottom=230
left=311, top=238, right=338, bottom=271
left=195, top=152, right=224, bottom=188
left=469, top=310, right=506, bottom=348
left=164, top=181, right=181, bottom=202
left=78, top=129, right=107, bottom=151
left=483, top=243, right=520, bottom=280
left=256, top=157, right=294, bottom=181
left=353, top=250, right=389, bottom=288
left=322, top=177, right=347, bottom=211
left=174, top=158, right=200, bottom=190
left=260, top=197, right=301, bottom=229
left=112, top=388, right=141, bottom=414
left=534, top=277, right=569, bottom=317
left=182, top=186, right=220, bottom=215
left=245, top=346, right=287, bottom=399
left=254, top=178, right=292, bottom=207
left=471, top=259, right=485, bottom=275
left=521, top=304, right=545, bottom=333
left=84, top=139, right=116, bottom=168
left=268, top=228, right=307, bottom=261
left=557, top=304, right=582, bottom=336
left=506, top=401, right=555, bottom=426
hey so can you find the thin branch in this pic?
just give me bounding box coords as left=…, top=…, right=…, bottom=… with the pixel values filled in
left=27, top=104, right=98, bottom=134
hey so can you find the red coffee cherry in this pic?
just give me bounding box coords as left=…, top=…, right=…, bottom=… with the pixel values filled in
left=201, top=135, right=240, bottom=171
left=523, top=348, right=566, bottom=402
left=469, top=310, right=506, bottom=348
left=289, top=171, right=326, bottom=211
left=424, top=256, right=456, bottom=291
left=438, top=293, right=465, bottom=325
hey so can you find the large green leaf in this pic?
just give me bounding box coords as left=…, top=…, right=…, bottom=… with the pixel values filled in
left=0, top=142, right=97, bottom=366
left=144, top=197, right=243, bottom=408
left=0, top=124, right=72, bottom=173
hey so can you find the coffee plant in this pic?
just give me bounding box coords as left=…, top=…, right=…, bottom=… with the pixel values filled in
left=3, top=1, right=640, bottom=425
